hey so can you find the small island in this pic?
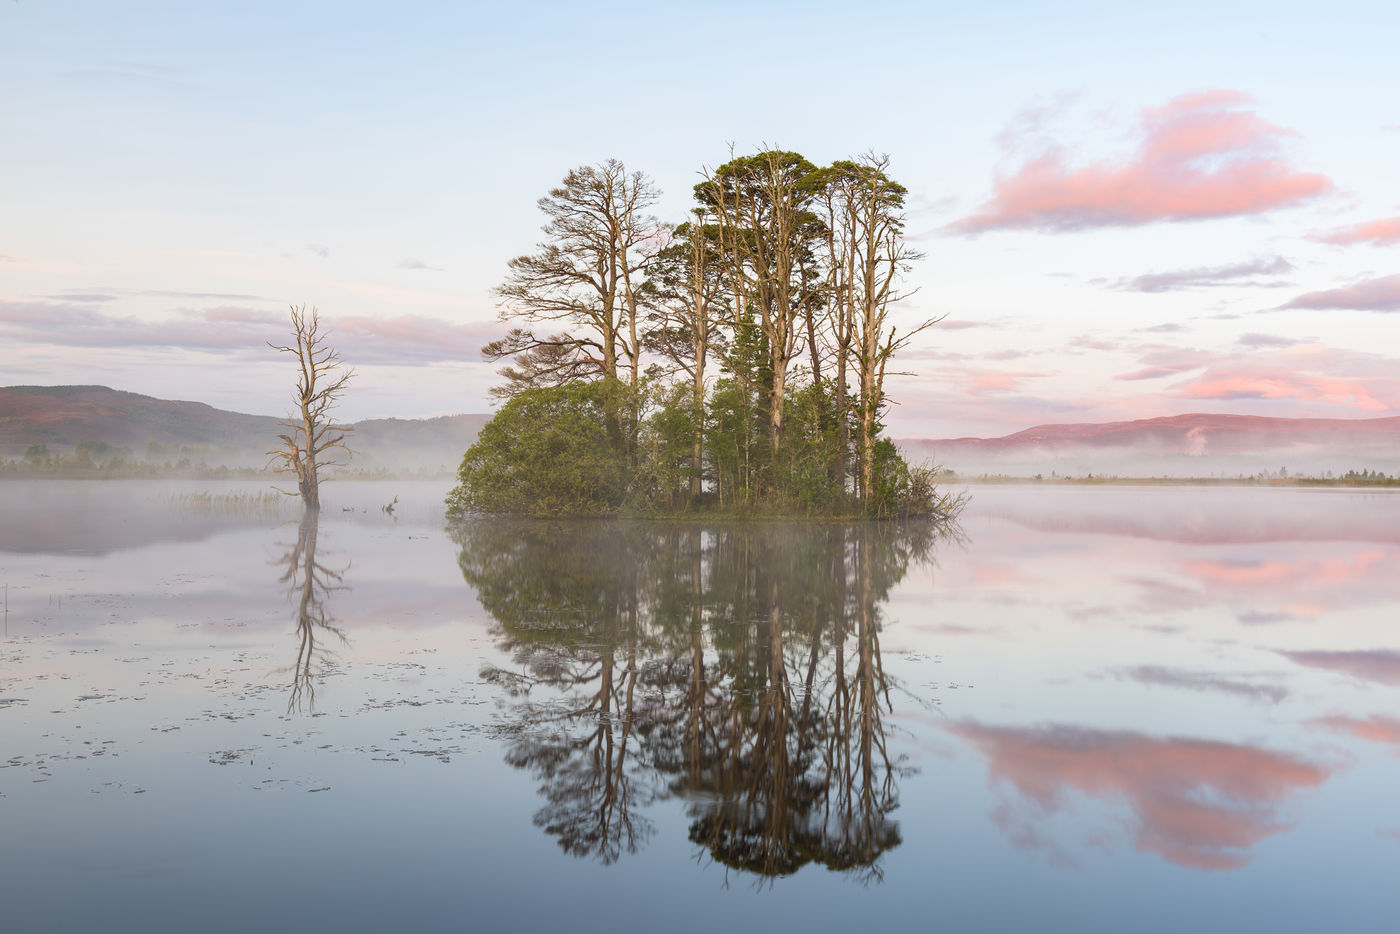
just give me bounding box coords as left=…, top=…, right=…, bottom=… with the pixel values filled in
left=447, top=151, right=961, bottom=521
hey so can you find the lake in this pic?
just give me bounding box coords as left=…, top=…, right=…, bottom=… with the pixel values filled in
left=2, top=480, right=1397, bottom=932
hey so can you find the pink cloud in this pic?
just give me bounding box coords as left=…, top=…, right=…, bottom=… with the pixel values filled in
left=964, top=368, right=1050, bottom=394
left=1279, top=274, right=1400, bottom=312
left=1312, top=217, right=1400, bottom=247
left=1169, top=350, right=1396, bottom=411
left=953, top=90, right=1332, bottom=233
left=940, top=318, right=994, bottom=330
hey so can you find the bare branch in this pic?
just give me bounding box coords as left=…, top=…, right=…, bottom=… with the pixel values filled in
left=267, top=304, right=355, bottom=510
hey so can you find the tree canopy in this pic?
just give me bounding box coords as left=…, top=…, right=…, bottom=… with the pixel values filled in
left=452, top=149, right=957, bottom=519
left=446, top=381, right=628, bottom=518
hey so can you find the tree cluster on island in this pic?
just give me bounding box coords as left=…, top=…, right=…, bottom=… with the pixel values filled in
left=448, top=149, right=964, bottom=519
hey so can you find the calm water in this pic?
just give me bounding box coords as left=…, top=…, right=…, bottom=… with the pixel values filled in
left=1, top=480, right=1397, bottom=932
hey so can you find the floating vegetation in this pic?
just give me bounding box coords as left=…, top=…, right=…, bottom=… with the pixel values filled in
left=169, top=489, right=290, bottom=517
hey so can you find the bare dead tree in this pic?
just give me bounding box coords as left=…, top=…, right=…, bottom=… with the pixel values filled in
left=489, top=160, right=662, bottom=394
left=267, top=305, right=354, bottom=511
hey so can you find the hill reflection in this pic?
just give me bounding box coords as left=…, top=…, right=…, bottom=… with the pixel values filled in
left=453, top=520, right=953, bottom=881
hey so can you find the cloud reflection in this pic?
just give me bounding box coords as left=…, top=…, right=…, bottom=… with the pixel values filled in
left=951, top=722, right=1331, bottom=870
left=1115, top=665, right=1288, bottom=704
left=1309, top=715, right=1400, bottom=753
left=1279, top=649, right=1400, bottom=687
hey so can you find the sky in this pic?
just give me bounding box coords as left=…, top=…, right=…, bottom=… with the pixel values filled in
left=3, top=0, right=1399, bottom=438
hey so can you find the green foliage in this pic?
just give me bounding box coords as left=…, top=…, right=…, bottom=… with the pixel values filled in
left=631, top=382, right=700, bottom=513
left=771, top=384, right=846, bottom=514
left=866, top=440, right=969, bottom=519
left=446, top=382, right=629, bottom=518
left=443, top=370, right=968, bottom=519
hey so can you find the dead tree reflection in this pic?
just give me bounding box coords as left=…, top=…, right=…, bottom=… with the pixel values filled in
left=453, top=519, right=951, bottom=881
left=276, top=510, right=348, bottom=713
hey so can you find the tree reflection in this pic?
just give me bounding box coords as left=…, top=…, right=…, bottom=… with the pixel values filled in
left=454, top=519, right=949, bottom=880
left=276, top=510, right=348, bottom=713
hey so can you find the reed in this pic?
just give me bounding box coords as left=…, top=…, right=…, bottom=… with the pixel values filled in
left=169, top=489, right=290, bottom=516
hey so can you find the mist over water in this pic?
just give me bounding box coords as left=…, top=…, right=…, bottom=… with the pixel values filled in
left=1, top=480, right=1397, bottom=932
left=902, top=440, right=1400, bottom=480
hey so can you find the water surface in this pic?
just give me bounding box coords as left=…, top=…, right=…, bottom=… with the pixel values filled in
left=2, top=481, right=1396, bottom=931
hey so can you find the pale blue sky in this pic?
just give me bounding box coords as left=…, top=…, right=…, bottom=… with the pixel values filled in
left=3, top=1, right=1398, bottom=435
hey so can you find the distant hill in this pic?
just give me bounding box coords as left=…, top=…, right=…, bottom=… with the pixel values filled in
left=0, top=385, right=281, bottom=448
left=0, top=385, right=490, bottom=471
left=899, top=413, right=1400, bottom=477
left=8, top=387, right=1396, bottom=479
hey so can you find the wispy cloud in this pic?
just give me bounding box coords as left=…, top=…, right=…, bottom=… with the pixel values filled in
left=1237, top=332, right=1301, bottom=348
left=307, top=243, right=330, bottom=259
left=1113, top=346, right=1213, bottom=382
left=42, top=292, right=120, bottom=303
left=61, top=61, right=192, bottom=89
left=1117, top=365, right=1194, bottom=381
left=1278, top=274, right=1400, bottom=312
left=399, top=257, right=442, bottom=271
left=1067, top=335, right=1120, bottom=353
left=952, top=90, right=1331, bottom=233
left=1312, top=216, right=1400, bottom=247
left=41, top=287, right=267, bottom=303
left=0, top=300, right=504, bottom=366
left=1109, top=257, right=1293, bottom=293
left=918, top=365, right=1052, bottom=395
left=143, top=289, right=267, bottom=301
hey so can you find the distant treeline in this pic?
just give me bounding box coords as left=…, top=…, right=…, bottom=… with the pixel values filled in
left=0, top=442, right=430, bottom=481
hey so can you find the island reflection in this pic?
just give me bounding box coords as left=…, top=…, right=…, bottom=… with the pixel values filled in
left=454, top=520, right=951, bottom=881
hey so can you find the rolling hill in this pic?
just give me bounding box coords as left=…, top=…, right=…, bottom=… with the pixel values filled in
left=899, top=413, right=1400, bottom=476
left=0, top=385, right=489, bottom=470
